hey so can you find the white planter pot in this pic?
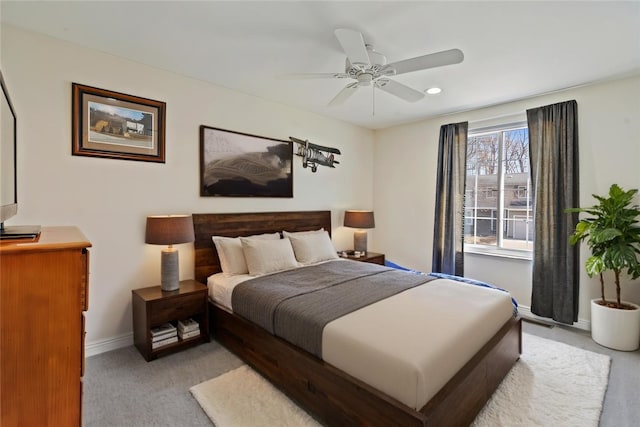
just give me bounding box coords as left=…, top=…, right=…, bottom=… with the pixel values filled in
left=590, top=299, right=640, bottom=351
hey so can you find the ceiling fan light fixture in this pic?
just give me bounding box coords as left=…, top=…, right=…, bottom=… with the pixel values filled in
left=357, top=72, right=373, bottom=86
left=425, top=87, right=442, bottom=95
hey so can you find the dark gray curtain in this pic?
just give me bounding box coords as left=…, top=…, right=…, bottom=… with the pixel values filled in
left=527, top=100, right=580, bottom=324
left=432, top=122, right=468, bottom=276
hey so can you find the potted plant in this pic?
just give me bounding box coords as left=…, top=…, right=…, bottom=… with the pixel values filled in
left=567, top=184, right=640, bottom=351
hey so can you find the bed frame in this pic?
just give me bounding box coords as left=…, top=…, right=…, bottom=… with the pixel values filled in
left=193, top=211, right=522, bottom=426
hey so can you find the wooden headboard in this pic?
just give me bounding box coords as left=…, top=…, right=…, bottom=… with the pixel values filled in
left=193, top=211, right=332, bottom=284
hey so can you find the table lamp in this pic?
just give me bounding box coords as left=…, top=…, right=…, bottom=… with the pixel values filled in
left=145, top=214, right=195, bottom=291
left=343, top=210, right=375, bottom=253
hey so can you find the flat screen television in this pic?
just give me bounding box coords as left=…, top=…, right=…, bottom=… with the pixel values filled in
left=0, top=70, right=39, bottom=239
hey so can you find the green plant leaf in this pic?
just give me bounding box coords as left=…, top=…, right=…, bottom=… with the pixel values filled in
left=568, top=184, right=640, bottom=299
left=585, top=256, right=605, bottom=277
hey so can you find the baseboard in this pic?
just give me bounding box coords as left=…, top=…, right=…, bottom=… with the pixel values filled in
left=85, top=332, right=133, bottom=358
left=518, top=305, right=591, bottom=331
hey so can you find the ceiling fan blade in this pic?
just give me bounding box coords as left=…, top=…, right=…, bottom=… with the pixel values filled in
left=375, top=78, right=424, bottom=102
left=328, top=82, right=359, bottom=106
left=279, top=72, right=350, bottom=80
left=382, top=48, right=464, bottom=76
left=334, top=28, right=371, bottom=67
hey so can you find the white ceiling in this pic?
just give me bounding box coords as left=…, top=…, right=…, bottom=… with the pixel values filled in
left=2, top=1, right=640, bottom=129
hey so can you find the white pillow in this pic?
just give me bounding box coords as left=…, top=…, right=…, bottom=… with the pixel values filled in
left=288, top=231, right=339, bottom=265
left=282, top=228, right=324, bottom=238
left=241, top=237, right=298, bottom=276
left=212, top=233, right=280, bottom=276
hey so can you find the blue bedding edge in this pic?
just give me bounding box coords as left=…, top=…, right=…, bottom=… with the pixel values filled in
left=385, top=260, right=518, bottom=316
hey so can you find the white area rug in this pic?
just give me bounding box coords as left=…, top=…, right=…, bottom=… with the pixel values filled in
left=191, top=364, right=321, bottom=427
left=472, top=333, right=610, bottom=427
left=191, top=333, right=610, bottom=427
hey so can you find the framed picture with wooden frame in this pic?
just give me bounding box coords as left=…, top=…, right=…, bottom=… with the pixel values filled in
left=200, top=125, right=293, bottom=197
left=72, top=83, right=166, bottom=163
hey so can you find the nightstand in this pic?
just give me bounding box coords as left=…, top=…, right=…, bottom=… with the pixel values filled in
left=132, top=280, right=210, bottom=361
left=344, top=251, right=385, bottom=265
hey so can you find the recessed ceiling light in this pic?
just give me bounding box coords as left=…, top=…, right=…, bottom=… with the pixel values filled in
left=425, top=87, right=442, bottom=95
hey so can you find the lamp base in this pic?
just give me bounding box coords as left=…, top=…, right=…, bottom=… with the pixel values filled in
left=353, top=230, right=368, bottom=253
left=161, top=248, right=180, bottom=292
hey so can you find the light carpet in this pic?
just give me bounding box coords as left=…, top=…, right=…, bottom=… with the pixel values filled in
left=191, top=333, right=610, bottom=427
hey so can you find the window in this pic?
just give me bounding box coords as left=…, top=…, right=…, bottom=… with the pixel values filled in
left=464, top=123, right=533, bottom=257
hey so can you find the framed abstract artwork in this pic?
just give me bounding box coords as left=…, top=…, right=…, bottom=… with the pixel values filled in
left=72, top=83, right=166, bottom=162
left=200, top=126, right=293, bottom=197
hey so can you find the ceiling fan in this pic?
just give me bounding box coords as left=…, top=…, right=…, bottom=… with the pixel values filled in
left=285, top=29, right=464, bottom=107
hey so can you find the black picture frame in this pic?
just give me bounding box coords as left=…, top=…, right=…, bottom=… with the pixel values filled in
left=72, top=83, right=166, bottom=163
left=200, top=126, right=293, bottom=197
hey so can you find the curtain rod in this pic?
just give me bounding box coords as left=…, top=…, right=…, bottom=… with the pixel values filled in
left=468, top=112, right=526, bottom=126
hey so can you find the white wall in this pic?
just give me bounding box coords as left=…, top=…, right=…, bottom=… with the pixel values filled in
left=1, top=25, right=375, bottom=352
left=375, top=75, right=640, bottom=326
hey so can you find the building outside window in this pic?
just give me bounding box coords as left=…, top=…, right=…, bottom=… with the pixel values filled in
left=464, top=124, right=533, bottom=257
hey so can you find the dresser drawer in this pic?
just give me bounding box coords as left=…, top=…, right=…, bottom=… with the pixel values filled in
left=149, top=293, right=205, bottom=325
left=80, top=249, right=90, bottom=311
left=81, top=313, right=86, bottom=377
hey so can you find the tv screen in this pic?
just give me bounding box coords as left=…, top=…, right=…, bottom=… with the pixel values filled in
left=0, top=70, right=39, bottom=239
left=0, top=70, right=18, bottom=226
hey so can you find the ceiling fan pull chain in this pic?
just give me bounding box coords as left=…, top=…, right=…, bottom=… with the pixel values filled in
left=372, top=85, right=375, bottom=116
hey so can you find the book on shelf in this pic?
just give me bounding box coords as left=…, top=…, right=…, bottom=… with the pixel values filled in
left=151, top=335, right=178, bottom=350
left=177, top=318, right=199, bottom=333
left=151, top=331, right=177, bottom=343
left=151, top=323, right=176, bottom=336
left=178, top=329, right=200, bottom=340
left=151, top=322, right=177, bottom=342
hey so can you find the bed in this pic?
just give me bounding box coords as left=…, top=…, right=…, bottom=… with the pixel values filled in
left=193, top=211, right=521, bottom=426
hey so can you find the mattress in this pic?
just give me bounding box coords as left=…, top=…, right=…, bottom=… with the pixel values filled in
left=208, top=268, right=514, bottom=410
left=208, top=272, right=250, bottom=309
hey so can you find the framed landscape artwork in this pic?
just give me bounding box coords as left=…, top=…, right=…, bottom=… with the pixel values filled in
left=200, top=126, right=293, bottom=197
left=72, top=83, right=166, bottom=163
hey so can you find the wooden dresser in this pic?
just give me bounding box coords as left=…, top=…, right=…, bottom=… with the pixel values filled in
left=0, top=226, right=91, bottom=427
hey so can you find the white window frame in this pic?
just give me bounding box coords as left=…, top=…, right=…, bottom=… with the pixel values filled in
left=464, top=122, right=533, bottom=260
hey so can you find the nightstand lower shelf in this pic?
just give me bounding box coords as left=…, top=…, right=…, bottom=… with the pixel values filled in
left=132, top=280, right=210, bottom=361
